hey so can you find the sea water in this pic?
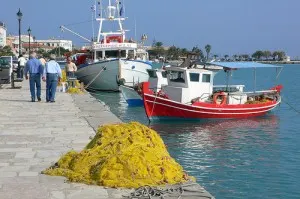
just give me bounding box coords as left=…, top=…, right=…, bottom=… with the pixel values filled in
left=92, top=64, right=300, bottom=199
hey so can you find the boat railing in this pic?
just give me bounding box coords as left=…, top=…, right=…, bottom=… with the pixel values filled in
left=242, top=90, right=278, bottom=97
left=213, top=85, right=245, bottom=92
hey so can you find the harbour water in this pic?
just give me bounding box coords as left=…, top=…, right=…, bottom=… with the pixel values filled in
left=91, top=65, right=300, bottom=198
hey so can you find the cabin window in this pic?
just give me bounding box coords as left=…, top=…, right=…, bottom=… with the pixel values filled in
left=105, top=50, right=126, bottom=58
left=128, top=50, right=134, bottom=59
left=169, top=71, right=185, bottom=83
left=161, top=71, right=167, bottom=78
left=189, top=73, right=200, bottom=82
left=202, top=74, right=211, bottom=83
left=147, top=70, right=157, bottom=78
left=96, top=51, right=103, bottom=59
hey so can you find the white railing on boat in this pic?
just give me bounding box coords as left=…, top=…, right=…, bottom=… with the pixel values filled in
left=213, top=85, right=245, bottom=92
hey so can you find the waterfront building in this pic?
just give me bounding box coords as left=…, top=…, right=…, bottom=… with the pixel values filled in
left=6, top=36, right=73, bottom=55
left=33, top=39, right=73, bottom=51
left=0, top=21, right=7, bottom=47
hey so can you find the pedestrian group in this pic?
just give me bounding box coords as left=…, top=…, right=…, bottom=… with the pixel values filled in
left=23, top=52, right=66, bottom=102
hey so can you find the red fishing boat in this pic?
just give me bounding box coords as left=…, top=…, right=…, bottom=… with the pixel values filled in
left=141, top=62, right=283, bottom=121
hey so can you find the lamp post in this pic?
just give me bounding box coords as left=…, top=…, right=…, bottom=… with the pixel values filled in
left=27, top=27, right=31, bottom=54
left=16, top=8, right=23, bottom=56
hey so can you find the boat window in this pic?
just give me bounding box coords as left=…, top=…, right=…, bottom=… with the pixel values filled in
left=169, top=71, right=185, bottom=83
left=202, top=74, right=211, bottom=83
left=96, top=51, right=103, bottom=59
left=105, top=50, right=126, bottom=58
left=161, top=71, right=167, bottom=78
left=189, top=73, right=200, bottom=82
left=128, top=50, right=134, bottom=59
left=147, top=70, right=157, bottom=78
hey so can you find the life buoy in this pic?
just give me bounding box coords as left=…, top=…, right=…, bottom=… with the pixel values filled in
left=213, top=92, right=227, bottom=105
left=106, top=36, right=123, bottom=43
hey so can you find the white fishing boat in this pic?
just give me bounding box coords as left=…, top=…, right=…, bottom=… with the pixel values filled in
left=120, top=67, right=168, bottom=106
left=75, top=0, right=152, bottom=91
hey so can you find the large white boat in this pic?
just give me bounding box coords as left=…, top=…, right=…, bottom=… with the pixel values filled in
left=75, top=0, right=152, bottom=91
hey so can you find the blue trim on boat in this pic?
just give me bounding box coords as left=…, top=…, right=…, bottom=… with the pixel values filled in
left=121, top=59, right=153, bottom=67
left=126, top=99, right=144, bottom=106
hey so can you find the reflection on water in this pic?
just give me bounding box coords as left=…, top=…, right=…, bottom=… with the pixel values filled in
left=150, top=116, right=280, bottom=199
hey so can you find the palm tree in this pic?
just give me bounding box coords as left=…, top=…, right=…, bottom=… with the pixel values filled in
left=154, top=42, right=163, bottom=48
left=205, top=44, right=211, bottom=60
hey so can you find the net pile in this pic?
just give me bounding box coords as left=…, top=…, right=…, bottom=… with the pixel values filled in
left=43, top=122, right=195, bottom=188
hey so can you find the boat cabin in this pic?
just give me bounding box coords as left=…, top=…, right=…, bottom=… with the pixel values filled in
left=147, top=68, right=168, bottom=92
left=162, top=67, right=217, bottom=104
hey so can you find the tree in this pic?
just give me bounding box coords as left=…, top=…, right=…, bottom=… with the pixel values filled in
left=241, top=54, right=250, bottom=61
left=277, top=51, right=286, bottom=61
left=154, top=41, right=163, bottom=48
left=148, top=41, right=165, bottom=59
left=252, top=50, right=264, bottom=60
left=224, top=55, right=229, bottom=61
left=205, top=44, right=211, bottom=60
left=232, top=54, right=238, bottom=61
left=192, top=46, right=204, bottom=60
left=213, top=54, right=218, bottom=60
left=166, top=45, right=180, bottom=60
left=263, top=50, right=271, bottom=60
left=180, top=48, right=188, bottom=57
left=0, top=46, right=14, bottom=57
left=48, top=47, right=70, bottom=57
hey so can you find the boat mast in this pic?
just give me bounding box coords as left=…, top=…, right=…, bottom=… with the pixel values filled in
left=96, top=0, right=126, bottom=43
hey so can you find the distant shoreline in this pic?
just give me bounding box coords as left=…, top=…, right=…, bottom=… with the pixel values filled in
left=258, top=61, right=300, bottom=64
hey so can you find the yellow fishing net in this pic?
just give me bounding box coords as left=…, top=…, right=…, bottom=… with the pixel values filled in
left=66, top=86, right=83, bottom=94
left=43, top=122, right=195, bottom=188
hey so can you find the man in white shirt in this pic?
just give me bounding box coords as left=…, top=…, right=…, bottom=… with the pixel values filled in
left=42, top=54, right=62, bottom=103
left=18, top=54, right=27, bottom=79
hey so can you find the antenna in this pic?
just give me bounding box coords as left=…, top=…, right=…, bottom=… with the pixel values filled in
left=91, top=2, right=96, bottom=41
left=134, top=16, right=137, bottom=41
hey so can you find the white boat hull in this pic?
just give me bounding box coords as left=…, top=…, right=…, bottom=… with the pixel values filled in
left=75, top=59, right=152, bottom=91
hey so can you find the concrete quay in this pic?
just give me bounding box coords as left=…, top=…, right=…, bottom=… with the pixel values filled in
left=0, top=81, right=128, bottom=199
left=0, top=80, right=214, bottom=199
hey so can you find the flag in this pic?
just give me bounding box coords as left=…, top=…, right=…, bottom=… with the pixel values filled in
left=119, top=6, right=123, bottom=16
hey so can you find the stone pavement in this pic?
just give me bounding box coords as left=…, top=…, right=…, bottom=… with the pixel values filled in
left=0, top=81, right=130, bottom=199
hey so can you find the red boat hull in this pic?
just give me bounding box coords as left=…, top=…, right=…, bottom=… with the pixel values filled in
left=142, top=82, right=281, bottom=120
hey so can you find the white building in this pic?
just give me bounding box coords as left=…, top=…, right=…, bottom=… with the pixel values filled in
left=0, top=21, right=7, bottom=47
left=35, top=39, right=72, bottom=51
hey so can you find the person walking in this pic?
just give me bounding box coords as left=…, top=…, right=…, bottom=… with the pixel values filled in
left=43, top=54, right=62, bottom=103
left=18, top=53, right=27, bottom=79
left=24, top=52, right=43, bottom=102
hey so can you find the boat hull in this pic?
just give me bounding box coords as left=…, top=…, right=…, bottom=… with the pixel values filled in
left=75, top=59, right=151, bottom=91
left=119, top=85, right=143, bottom=106
left=142, top=82, right=281, bottom=121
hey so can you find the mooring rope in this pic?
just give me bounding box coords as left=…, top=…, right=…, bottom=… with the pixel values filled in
left=84, top=66, right=107, bottom=89
left=123, top=182, right=214, bottom=199
left=282, top=96, right=300, bottom=114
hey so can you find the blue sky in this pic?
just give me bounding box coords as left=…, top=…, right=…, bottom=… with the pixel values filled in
left=1, top=0, right=300, bottom=58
